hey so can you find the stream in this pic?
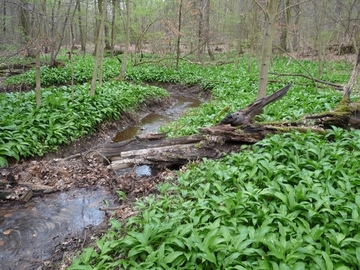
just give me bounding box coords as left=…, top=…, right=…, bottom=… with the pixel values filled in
left=0, top=92, right=203, bottom=270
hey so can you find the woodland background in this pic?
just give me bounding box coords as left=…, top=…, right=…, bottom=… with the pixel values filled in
left=1, top=0, right=359, bottom=71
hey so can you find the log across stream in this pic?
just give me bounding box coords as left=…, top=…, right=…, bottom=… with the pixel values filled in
left=91, top=84, right=294, bottom=171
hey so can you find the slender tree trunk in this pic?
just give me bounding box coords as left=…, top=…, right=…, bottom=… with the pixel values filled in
left=257, top=0, right=279, bottom=98
left=90, top=0, right=106, bottom=95
left=248, top=3, right=258, bottom=71
left=98, top=12, right=105, bottom=87
left=110, top=0, right=117, bottom=55
left=77, top=0, right=86, bottom=53
left=120, top=0, right=130, bottom=79
left=3, top=2, right=6, bottom=35
left=50, top=0, right=75, bottom=66
left=35, top=51, right=41, bottom=107
left=69, top=27, right=75, bottom=102
left=204, top=0, right=214, bottom=61
left=279, top=0, right=290, bottom=57
left=292, top=0, right=300, bottom=52
left=198, top=0, right=205, bottom=65
left=19, top=0, right=32, bottom=47
left=94, top=0, right=102, bottom=55
left=104, top=1, right=111, bottom=50
left=176, top=0, right=183, bottom=70
left=316, top=0, right=325, bottom=77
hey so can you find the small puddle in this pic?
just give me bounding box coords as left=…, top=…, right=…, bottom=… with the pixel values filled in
left=0, top=188, right=115, bottom=270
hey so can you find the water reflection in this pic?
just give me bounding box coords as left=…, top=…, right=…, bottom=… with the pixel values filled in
left=113, top=95, right=201, bottom=143
left=0, top=189, right=113, bottom=270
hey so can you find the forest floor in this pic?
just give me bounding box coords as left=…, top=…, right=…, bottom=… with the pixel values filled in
left=0, top=83, right=209, bottom=269
left=0, top=49, right=355, bottom=268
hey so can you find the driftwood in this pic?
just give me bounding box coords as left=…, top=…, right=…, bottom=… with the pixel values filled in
left=91, top=84, right=294, bottom=170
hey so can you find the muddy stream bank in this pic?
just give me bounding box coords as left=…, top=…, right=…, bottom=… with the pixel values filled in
left=0, top=84, right=206, bottom=270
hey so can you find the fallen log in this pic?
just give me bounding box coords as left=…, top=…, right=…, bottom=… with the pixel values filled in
left=91, top=84, right=294, bottom=170
left=305, top=49, right=360, bottom=129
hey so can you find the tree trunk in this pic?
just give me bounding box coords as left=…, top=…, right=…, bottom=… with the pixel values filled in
left=119, top=0, right=130, bottom=79
left=110, top=0, right=117, bottom=55
left=3, top=1, right=6, bottom=35
left=292, top=0, right=300, bottom=52
left=257, top=0, right=279, bottom=98
left=248, top=2, right=258, bottom=71
left=35, top=51, right=41, bottom=107
left=204, top=0, right=215, bottom=61
left=175, top=0, right=183, bottom=70
left=49, top=0, right=75, bottom=66
left=197, top=0, right=205, bottom=65
left=77, top=0, right=86, bottom=53
left=279, top=0, right=290, bottom=57
left=104, top=1, right=111, bottom=50
left=90, top=0, right=106, bottom=95
left=316, top=0, right=326, bottom=78
left=19, top=0, right=32, bottom=47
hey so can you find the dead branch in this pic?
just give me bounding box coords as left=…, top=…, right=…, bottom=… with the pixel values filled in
left=270, top=72, right=343, bottom=90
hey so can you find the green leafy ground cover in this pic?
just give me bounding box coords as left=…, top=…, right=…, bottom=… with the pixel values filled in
left=66, top=57, right=359, bottom=269
left=0, top=81, right=168, bottom=166
left=3, top=54, right=359, bottom=268
left=4, top=55, right=120, bottom=86
left=70, top=129, right=360, bottom=269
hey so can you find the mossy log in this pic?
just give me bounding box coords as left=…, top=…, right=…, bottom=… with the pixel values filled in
left=306, top=49, right=360, bottom=129
left=306, top=97, right=360, bottom=129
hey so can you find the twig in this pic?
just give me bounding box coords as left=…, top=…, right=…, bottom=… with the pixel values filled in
left=99, top=205, right=126, bottom=211
left=269, top=72, right=344, bottom=90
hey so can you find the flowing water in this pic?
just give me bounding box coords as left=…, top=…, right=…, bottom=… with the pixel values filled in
left=0, top=92, right=203, bottom=269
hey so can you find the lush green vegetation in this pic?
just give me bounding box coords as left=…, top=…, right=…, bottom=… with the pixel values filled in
left=4, top=55, right=120, bottom=87
left=2, top=53, right=359, bottom=268
left=70, top=129, right=360, bottom=269
left=0, top=81, right=168, bottom=166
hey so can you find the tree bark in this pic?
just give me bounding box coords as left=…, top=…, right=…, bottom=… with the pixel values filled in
left=257, top=0, right=279, bottom=98
left=119, top=0, right=131, bottom=79
left=204, top=0, right=215, bottom=61
left=176, top=0, right=183, bottom=70
left=110, top=0, right=117, bottom=55
left=279, top=0, right=290, bottom=57
left=90, top=0, right=106, bottom=95
left=197, top=0, right=205, bottom=65
left=77, top=0, right=86, bottom=53
left=49, top=0, right=75, bottom=67
left=35, top=50, right=41, bottom=107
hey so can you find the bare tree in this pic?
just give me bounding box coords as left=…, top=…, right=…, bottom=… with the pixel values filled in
left=119, top=0, right=130, bottom=79
left=76, top=0, right=86, bottom=53
left=176, top=0, right=183, bottom=70
left=90, top=0, right=106, bottom=96
left=197, top=0, right=205, bottom=64
left=257, top=0, right=279, bottom=98
left=204, top=0, right=214, bottom=61
left=110, top=0, right=117, bottom=55
left=279, top=0, right=290, bottom=57
left=315, top=0, right=326, bottom=77
left=49, top=0, right=76, bottom=66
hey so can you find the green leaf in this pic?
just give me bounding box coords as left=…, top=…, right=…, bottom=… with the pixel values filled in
left=163, top=251, right=184, bottom=264
left=322, top=251, right=333, bottom=270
